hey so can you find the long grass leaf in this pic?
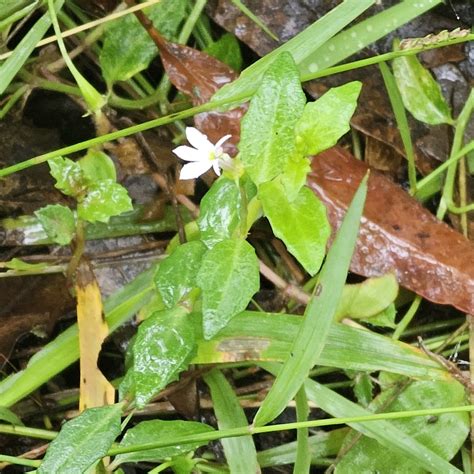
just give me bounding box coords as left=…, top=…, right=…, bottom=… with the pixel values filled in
left=194, top=311, right=447, bottom=380
left=213, top=0, right=374, bottom=102
left=0, top=0, right=65, bottom=95
left=253, top=174, right=369, bottom=427
left=204, top=369, right=259, bottom=473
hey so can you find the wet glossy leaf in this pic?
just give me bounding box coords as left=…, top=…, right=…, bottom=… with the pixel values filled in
left=48, top=157, right=85, bottom=197
left=204, top=369, right=259, bottom=473
left=198, top=177, right=256, bottom=248
left=38, top=404, right=122, bottom=474
left=254, top=174, right=368, bottom=427
left=335, top=273, right=398, bottom=321
left=120, top=306, right=195, bottom=408
left=259, top=181, right=330, bottom=275
left=392, top=53, right=452, bottom=125
left=35, top=204, right=75, bottom=245
left=336, top=376, right=469, bottom=473
left=239, top=52, right=306, bottom=185
left=280, top=155, right=311, bottom=201
left=308, top=147, right=474, bottom=314
left=295, top=82, right=362, bottom=156
left=77, top=180, right=132, bottom=223
left=100, top=0, right=187, bottom=85
left=197, top=239, right=259, bottom=340
left=113, top=420, right=214, bottom=465
left=204, top=33, right=243, bottom=72
left=79, top=150, right=116, bottom=183
left=154, top=241, right=207, bottom=308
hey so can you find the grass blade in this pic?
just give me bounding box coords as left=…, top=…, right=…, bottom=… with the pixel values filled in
left=213, top=0, right=374, bottom=102
left=194, top=311, right=447, bottom=379
left=253, top=173, right=369, bottom=427
left=0, top=0, right=65, bottom=95
left=204, top=369, right=259, bottom=473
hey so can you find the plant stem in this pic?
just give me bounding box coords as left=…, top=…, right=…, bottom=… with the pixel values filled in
left=0, top=423, right=57, bottom=440
left=392, top=295, right=422, bottom=340
left=107, top=404, right=474, bottom=456
left=0, top=455, right=41, bottom=468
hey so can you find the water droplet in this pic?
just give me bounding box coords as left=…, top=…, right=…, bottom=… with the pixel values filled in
left=309, top=63, right=318, bottom=73
left=366, top=25, right=373, bottom=32
left=329, top=44, right=335, bottom=51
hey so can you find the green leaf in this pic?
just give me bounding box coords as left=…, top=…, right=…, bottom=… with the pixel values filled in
left=154, top=241, right=207, bottom=308
left=264, top=363, right=463, bottom=474
left=280, top=155, right=311, bottom=201
left=3, top=258, right=48, bottom=272
left=254, top=174, right=368, bottom=427
left=120, top=306, right=195, bottom=408
left=35, top=204, right=76, bottom=245
left=100, top=0, right=187, bottom=86
left=361, top=303, right=397, bottom=328
left=204, top=33, right=243, bottom=72
left=48, top=157, right=85, bottom=197
left=79, top=150, right=116, bottom=183
left=335, top=273, right=398, bottom=321
left=212, top=0, right=374, bottom=103
left=198, top=177, right=256, bottom=248
left=113, top=420, right=214, bottom=466
left=295, top=82, right=362, bottom=156
left=195, top=311, right=448, bottom=380
left=239, top=52, right=306, bottom=185
left=392, top=52, right=452, bottom=125
left=38, top=404, right=122, bottom=474
left=336, top=376, right=469, bottom=473
left=0, top=406, right=23, bottom=425
left=197, top=239, right=259, bottom=339
left=258, top=428, right=347, bottom=468
left=259, top=181, right=330, bottom=275
left=77, top=180, right=132, bottom=223
left=204, top=369, right=259, bottom=473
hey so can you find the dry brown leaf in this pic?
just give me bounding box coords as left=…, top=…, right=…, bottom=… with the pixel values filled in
left=308, top=147, right=474, bottom=314
left=76, top=261, right=115, bottom=411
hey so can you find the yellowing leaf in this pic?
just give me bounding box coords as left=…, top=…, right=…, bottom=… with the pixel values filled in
left=76, top=262, right=114, bottom=411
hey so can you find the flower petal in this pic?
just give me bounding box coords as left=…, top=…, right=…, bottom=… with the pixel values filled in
left=214, top=134, right=232, bottom=151
left=172, top=145, right=204, bottom=162
left=212, top=160, right=221, bottom=176
left=186, top=127, right=213, bottom=153
left=180, top=160, right=213, bottom=180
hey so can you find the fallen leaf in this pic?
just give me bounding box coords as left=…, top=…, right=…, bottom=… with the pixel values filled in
left=153, top=32, right=246, bottom=156
left=76, top=260, right=115, bottom=411
left=307, top=147, right=474, bottom=315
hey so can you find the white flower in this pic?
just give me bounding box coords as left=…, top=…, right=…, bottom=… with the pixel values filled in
left=173, top=127, right=232, bottom=180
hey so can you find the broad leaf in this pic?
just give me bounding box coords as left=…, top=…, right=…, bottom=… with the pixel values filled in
left=113, top=420, right=214, bottom=466
left=204, top=369, right=259, bottom=473
left=154, top=241, right=207, bottom=308
left=336, top=376, right=469, bottom=473
left=77, top=180, right=132, bottom=223
left=38, top=404, right=122, bottom=474
left=48, top=157, right=85, bottom=197
left=254, top=174, right=368, bottom=427
left=308, top=147, right=474, bottom=315
left=204, top=33, right=243, bottom=72
left=35, top=204, right=76, bottom=245
left=239, top=52, right=306, bottom=185
left=295, top=82, right=362, bottom=156
left=100, top=0, right=187, bottom=85
left=335, top=273, right=398, bottom=321
left=392, top=53, right=452, bottom=125
left=197, top=239, right=259, bottom=339
left=79, top=150, right=116, bottom=183
left=198, top=177, right=256, bottom=248
left=120, top=306, right=195, bottom=408
left=260, top=181, right=330, bottom=275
